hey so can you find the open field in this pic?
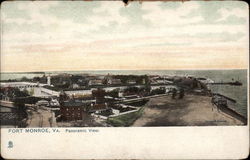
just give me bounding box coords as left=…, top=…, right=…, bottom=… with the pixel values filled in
left=133, top=94, right=245, bottom=126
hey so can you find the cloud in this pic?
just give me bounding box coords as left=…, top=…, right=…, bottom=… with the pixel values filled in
left=216, top=7, right=249, bottom=24
left=141, top=1, right=203, bottom=26
left=90, top=1, right=128, bottom=27
left=1, top=1, right=249, bottom=71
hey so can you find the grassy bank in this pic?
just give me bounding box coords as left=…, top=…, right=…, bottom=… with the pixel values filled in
left=107, top=107, right=145, bottom=127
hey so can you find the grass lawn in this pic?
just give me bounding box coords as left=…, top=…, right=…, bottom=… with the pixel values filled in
left=107, top=107, right=145, bottom=127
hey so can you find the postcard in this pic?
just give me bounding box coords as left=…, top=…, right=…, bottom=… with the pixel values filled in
left=0, top=0, right=249, bottom=159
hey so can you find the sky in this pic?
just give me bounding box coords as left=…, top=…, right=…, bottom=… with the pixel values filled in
left=1, top=1, right=249, bottom=72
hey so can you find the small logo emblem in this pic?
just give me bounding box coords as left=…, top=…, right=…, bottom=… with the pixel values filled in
left=8, top=141, right=13, bottom=148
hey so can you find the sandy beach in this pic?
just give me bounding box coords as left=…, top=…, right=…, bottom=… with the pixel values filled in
left=133, top=94, right=245, bottom=126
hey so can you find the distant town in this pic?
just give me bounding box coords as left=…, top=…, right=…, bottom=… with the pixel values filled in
left=0, top=72, right=247, bottom=127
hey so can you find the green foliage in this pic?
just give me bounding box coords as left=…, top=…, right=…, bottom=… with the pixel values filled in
left=21, top=76, right=29, bottom=81
left=107, top=107, right=144, bottom=127
left=106, top=89, right=119, bottom=98
left=124, top=86, right=140, bottom=93
left=29, top=88, right=34, bottom=96
left=13, top=100, right=28, bottom=120
left=14, top=96, right=44, bottom=104
left=150, top=87, right=166, bottom=95
left=59, top=91, right=69, bottom=104
left=112, top=75, right=147, bottom=84
left=0, top=87, right=29, bottom=100
left=23, top=89, right=29, bottom=95
left=33, top=76, right=41, bottom=82
left=92, top=88, right=106, bottom=98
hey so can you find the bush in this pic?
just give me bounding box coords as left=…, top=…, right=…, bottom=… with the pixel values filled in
left=106, top=89, right=119, bottom=98
left=150, top=87, right=166, bottom=95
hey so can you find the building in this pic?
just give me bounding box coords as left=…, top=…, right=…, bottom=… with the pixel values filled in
left=127, top=80, right=136, bottom=84
left=65, top=89, right=92, bottom=96
left=107, top=79, right=122, bottom=85
left=150, top=77, right=171, bottom=84
left=39, top=86, right=60, bottom=97
left=89, top=103, right=108, bottom=112
left=88, top=79, right=103, bottom=86
left=60, top=100, right=88, bottom=121
left=36, top=100, right=49, bottom=106
left=71, top=83, right=80, bottom=89
left=0, top=82, right=46, bottom=91
left=104, top=74, right=122, bottom=85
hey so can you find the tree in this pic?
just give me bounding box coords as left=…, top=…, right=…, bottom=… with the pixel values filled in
left=92, top=88, right=106, bottom=104
left=13, top=99, right=27, bottom=122
left=21, top=76, right=29, bottom=81
left=33, top=76, right=41, bottom=82
left=107, top=89, right=119, bottom=98
left=178, top=88, right=185, bottom=99
left=23, top=89, right=29, bottom=95
left=172, top=88, right=177, bottom=99
left=151, top=87, right=166, bottom=95
left=144, top=75, right=151, bottom=92
left=59, top=91, right=69, bottom=105
left=29, top=88, right=34, bottom=96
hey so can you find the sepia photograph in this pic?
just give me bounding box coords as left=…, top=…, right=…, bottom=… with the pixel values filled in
left=1, top=0, right=248, bottom=128
left=0, top=0, right=249, bottom=159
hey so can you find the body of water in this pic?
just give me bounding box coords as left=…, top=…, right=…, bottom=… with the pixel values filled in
left=1, top=69, right=248, bottom=117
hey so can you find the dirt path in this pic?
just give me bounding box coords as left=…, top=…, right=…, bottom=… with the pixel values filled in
left=27, top=107, right=56, bottom=127
left=133, top=94, right=244, bottom=126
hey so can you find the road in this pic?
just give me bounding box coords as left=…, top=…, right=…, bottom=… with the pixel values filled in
left=27, top=107, right=57, bottom=127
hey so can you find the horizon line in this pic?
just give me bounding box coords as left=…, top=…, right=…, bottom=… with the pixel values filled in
left=0, top=68, right=248, bottom=74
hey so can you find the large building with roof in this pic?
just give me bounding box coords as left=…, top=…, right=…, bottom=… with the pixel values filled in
left=60, top=100, right=90, bottom=121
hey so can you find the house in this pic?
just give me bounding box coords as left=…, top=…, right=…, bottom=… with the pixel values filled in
left=127, top=79, right=136, bottom=84
left=150, top=77, right=173, bottom=84
left=36, top=100, right=49, bottom=106
left=88, top=79, right=103, bottom=86
left=89, top=103, right=108, bottom=112
left=107, top=79, right=122, bottom=85
left=49, top=99, right=60, bottom=107
left=72, top=83, right=80, bottom=89
left=104, top=74, right=122, bottom=85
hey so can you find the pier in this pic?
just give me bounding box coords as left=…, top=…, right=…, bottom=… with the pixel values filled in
left=212, top=93, right=247, bottom=125
left=208, top=81, right=242, bottom=86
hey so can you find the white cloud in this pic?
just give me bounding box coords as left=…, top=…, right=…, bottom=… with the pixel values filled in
left=217, top=7, right=249, bottom=22
left=17, top=1, right=58, bottom=10
left=1, top=1, right=248, bottom=66
left=3, top=1, right=60, bottom=27
left=141, top=2, right=203, bottom=26
left=89, top=1, right=128, bottom=27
